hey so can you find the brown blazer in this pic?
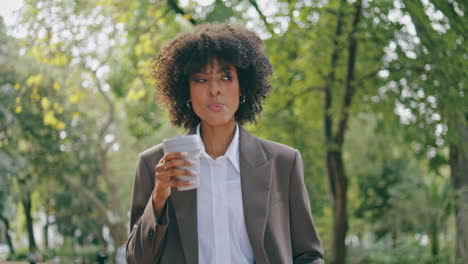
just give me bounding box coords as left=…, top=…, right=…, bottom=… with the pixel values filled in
left=126, top=126, right=324, bottom=264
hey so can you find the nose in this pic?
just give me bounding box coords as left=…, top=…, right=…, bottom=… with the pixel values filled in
left=208, top=81, right=221, bottom=96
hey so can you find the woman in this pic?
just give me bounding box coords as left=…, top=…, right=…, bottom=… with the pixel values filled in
left=126, top=23, right=324, bottom=264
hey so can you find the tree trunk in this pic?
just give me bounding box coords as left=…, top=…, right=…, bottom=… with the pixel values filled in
left=429, top=219, right=439, bottom=258
left=323, top=0, right=346, bottom=259
left=0, top=214, right=15, bottom=255
left=87, top=64, right=128, bottom=249
left=323, top=1, right=362, bottom=263
left=391, top=231, right=397, bottom=249
left=43, top=210, right=49, bottom=250
left=449, top=110, right=468, bottom=262
left=401, top=0, right=466, bottom=261
left=62, top=174, right=128, bottom=247
left=22, top=190, right=37, bottom=251
left=327, top=151, right=348, bottom=264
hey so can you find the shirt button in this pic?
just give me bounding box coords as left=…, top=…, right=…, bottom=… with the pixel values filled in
left=148, top=229, right=154, bottom=243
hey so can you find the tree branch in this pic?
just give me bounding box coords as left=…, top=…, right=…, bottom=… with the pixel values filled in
left=428, top=0, right=466, bottom=38
left=402, top=0, right=437, bottom=49
left=91, top=67, right=115, bottom=144
left=279, top=85, right=324, bottom=112
left=355, top=64, right=425, bottom=86
left=167, top=0, right=198, bottom=25
left=335, top=0, right=363, bottom=147
left=79, top=50, right=119, bottom=206
left=62, top=174, right=115, bottom=226
left=324, top=0, right=347, bottom=205
left=248, top=0, right=275, bottom=36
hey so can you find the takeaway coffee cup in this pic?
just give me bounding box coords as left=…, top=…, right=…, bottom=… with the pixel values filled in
left=162, top=135, right=201, bottom=191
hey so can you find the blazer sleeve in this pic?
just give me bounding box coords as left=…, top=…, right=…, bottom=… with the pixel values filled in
left=126, top=153, right=169, bottom=264
left=290, top=150, right=325, bottom=264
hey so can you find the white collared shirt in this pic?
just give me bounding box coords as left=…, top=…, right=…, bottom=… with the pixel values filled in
left=196, top=123, right=254, bottom=264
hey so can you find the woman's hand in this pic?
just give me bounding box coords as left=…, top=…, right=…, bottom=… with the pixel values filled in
left=152, top=152, right=194, bottom=217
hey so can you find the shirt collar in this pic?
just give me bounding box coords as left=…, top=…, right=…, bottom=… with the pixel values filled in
left=196, top=123, right=240, bottom=173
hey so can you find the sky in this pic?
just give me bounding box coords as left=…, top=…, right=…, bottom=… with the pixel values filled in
left=0, top=0, right=23, bottom=26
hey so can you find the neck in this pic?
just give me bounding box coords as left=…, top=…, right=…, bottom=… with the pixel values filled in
left=200, top=121, right=236, bottom=159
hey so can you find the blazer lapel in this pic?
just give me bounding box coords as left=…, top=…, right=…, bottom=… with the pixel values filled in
left=239, top=126, right=272, bottom=264
left=170, top=126, right=273, bottom=264
left=170, top=127, right=198, bottom=264
left=171, top=189, right=198, bottom=264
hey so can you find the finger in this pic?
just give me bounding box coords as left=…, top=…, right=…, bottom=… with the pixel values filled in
left=159, top=179, right=193, bottom=188
left=163, top=158, right=194, bottom=169
left=155, top=152, right=189, bottom=172
left=155, top=158, right=187, bottom=172
left=163, top=152, right=188, bottom=162
left=157, top=168, right=194, bottom=181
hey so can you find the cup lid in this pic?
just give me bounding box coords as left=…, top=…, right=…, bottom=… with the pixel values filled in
left=163, top=135, right=200, bottom=152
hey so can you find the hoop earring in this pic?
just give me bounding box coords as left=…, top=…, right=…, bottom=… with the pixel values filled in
left=240, top=96, right=246, bottom=104
left=186, top=100, right=191, bottom=110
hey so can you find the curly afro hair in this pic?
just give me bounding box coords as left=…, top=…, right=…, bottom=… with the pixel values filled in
left=153, top=23, right=273, bottom=130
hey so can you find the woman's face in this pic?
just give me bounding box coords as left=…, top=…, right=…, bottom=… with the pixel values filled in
left=189, top=58, right=240, bottom=128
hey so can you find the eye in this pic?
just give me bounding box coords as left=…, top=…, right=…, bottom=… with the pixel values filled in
left=194, top=78, right=207, bottom=83
left=222, top=75, right=232, bottom=81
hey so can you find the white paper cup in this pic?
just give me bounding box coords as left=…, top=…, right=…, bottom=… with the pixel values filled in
left=162, top=135, right=200, bottom=191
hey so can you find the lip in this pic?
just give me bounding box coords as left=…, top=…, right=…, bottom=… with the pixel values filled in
left=208, top=103, right=225, bottom=112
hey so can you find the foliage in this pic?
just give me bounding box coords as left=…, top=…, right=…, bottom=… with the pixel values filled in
left=348, top=236, right=454, bottom=264
left=7, top=245, right=105, bottom=262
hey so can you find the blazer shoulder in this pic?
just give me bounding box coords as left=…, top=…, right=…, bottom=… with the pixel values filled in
left=256, top=137, right=299, bottom=161
left=139, top=143, right=164, bottom=165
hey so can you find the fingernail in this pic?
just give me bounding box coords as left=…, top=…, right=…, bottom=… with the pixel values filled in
left=181, top=152, right=188, bottom=157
